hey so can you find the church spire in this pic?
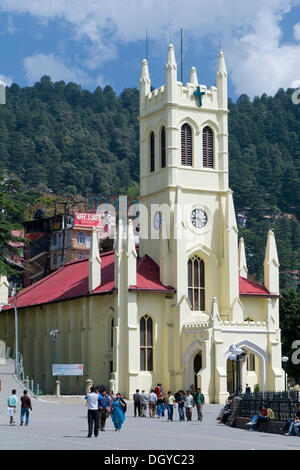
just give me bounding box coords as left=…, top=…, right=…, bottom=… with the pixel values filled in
left=166, top=44, right=177, bottom=102
left=139, top=59, right=150, bottom=114
left=125, top=219, right=137, bottom=287
left=264, top=230, right=280, bottom=294
left=238, top=237, right=248, bottom=278
left=216, top=50, right=227, bottom=109
left=140, top=59, right=150, bottom=94
left=0, top=275, right=9, bottom=306
left=88, top=228, right=101, bottom=292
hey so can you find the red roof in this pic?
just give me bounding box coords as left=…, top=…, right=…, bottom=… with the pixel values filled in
left=2, top=253, right=275, bottom=312
left=239, top=276, right=275, bottom=297
left=2, top=250, right=174, bottom=311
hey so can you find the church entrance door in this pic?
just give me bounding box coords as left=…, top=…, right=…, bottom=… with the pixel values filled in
left=193, top=352, right=202, bottom=389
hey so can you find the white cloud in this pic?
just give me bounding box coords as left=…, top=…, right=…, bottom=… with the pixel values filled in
left=2, top=0, right=300, bottom=96
left=227, top=9, right=300, bottom=97
left=0, top=74, right=12, bottom=86
left=23, top=53, right=91, bottom=85
left=294, top=22, right=300, bottom=40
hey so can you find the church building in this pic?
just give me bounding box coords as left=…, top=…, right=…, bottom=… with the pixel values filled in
left=0, top=45, right=285, bottom=402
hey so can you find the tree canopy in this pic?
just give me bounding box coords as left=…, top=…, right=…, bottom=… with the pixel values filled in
left=0, top=78, right=299, bottom=284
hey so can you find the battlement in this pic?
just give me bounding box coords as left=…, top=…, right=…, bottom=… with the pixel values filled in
left=142, top=81, right=220, bottom=116
left=182, top=318, right=268, bottom=332
left=140, top=44, right=227, bottom=118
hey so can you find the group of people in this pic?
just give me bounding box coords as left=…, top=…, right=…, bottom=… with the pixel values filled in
left=7, top=389, right=32, bottom=426
left=133, top=384, right=205, bottom=422
left=85, top=386, right=127, bottom=437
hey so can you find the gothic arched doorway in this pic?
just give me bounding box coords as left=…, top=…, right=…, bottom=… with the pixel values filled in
left=193, top=352, right=202, bottom=389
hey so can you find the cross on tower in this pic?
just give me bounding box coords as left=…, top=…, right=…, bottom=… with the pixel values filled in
left=193, top=86, right=205, bottom=107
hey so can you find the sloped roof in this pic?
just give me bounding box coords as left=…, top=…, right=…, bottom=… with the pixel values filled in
left=2, top=250, right=174, bottom=311
left=1, top=252, right=275, bottom=312
left=239, top=276, right=276, bottom=297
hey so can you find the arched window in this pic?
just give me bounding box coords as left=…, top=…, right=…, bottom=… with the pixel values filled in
left=188, top=256, right=205, bottom=311
left=247, top=353, right=256, bottom=372
left=181, top=123, right=192, bottom=166
left=110, top=318, right=114, bottom=349
left=150, top=131, right=155, bottom=172
left=161, top=126, right=166, bottom=168
left=77, top=232, right=85, bottom=244
left=140, top=315, right=153, bottom=371
left=202, top=126, right=213, bottom=168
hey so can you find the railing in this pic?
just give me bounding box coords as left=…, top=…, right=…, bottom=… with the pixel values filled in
left=9, top=349, right=43, bottom=396
left=238, top=391, right=300, bottom=421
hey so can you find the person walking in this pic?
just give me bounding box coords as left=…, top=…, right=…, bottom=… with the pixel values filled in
left=184, top=390, right=195, bottom=421
left=176, top=390, right=185, bottom=421
left=166, top=391, right=176, bottom=422
left=20, top=390, right=32, bottom=426
left=86, top=386, right=100, bottom=437
left=112, top=393, right=126, bottom=431
left=148, top=389, right=157, bottom=418
left=140, top=390, right=148, bottom=417
left=133, top=389, right=141, bottom=417
left=7, top=389, right=18, bottom=426
left=194, top=388, right=205, bottom=422
left=98, top=389, right=111, bottom=431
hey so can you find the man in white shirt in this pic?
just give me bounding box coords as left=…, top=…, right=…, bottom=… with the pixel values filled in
left=184, top=390, right=195, bottom=421
left=86, top=386, right=99, bottom=437
left=166, top=391, right=176, bottom=422
left=140, top=390, right=148, bottom=417
left=148, top=389, right=157, bottom=418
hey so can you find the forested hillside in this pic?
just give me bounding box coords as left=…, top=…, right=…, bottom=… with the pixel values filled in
left=0, top=77, right=299, bottom=285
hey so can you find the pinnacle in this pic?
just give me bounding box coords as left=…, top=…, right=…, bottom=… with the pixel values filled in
left=166, top=43, right=177, bottom=68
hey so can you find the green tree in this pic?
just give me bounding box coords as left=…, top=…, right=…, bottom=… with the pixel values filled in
left=280, top=289, right=300, bottom=381
left=0, top=177, right=26, bottom=276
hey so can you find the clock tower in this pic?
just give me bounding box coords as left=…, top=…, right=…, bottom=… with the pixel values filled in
left=139, top=44, right=241, bottom=322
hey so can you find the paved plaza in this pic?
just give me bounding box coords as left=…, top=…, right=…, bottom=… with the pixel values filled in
left=1, top=392, right=300, bottom=449
left=0, top=361, right=299, bottom=451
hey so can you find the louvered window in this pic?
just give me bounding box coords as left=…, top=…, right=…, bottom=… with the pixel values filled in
left=140, top=315, right=153, bottom=371
left=188, top=256, right=205, bottom=311
left=203, top=126, right=213, bottom=168
left=150, top=131, right=155, bottom=172
left=161, top=126, right=166, bottom=168
left=181, top=123, right=192, bottom=166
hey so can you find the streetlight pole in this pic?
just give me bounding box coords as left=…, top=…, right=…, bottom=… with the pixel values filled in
left=50, top=329, right=59, bottom=385
left=282, top=356, right=289, bottom=391
left=229, top=345, right=246, bottom=395
left=228, top=353, right=236, bottom=394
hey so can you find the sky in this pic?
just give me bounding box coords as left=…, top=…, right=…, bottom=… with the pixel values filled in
left=0, top=0, right=300, bottom=99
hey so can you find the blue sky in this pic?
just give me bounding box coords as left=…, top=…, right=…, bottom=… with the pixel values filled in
left=0, top=0, right=300, bottom=99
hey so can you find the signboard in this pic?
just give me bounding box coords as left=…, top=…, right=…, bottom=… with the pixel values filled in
left=74, top=212, right=102, bottom=228
left=52, top=364, right=83, bottom=376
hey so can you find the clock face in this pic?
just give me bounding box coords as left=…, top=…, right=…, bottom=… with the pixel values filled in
left=153, top=211, right=162, bottom=230
left=191, top=209, right=207, bottom=229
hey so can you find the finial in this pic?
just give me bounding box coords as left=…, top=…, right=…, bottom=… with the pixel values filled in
left=166, top=43, right=177, bottom=68
left=189, top=66, right=198, bottom=85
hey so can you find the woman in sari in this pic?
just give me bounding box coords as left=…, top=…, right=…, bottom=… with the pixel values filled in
left=112, top=393, right=126, bottom=431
